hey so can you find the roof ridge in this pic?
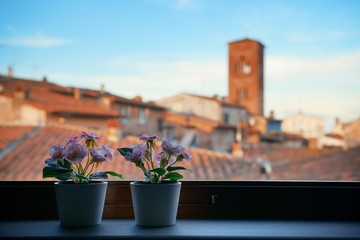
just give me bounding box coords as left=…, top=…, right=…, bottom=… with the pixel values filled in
left=46, top=123, right=104, bottom=136
left=0, top=126, right=42, bottom=161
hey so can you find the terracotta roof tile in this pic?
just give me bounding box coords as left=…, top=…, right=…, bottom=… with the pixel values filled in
left=0, top=76, right=120, bottom=118
left=0, top=125, right=259, bottom=181
left=1, top=124, right=359, bottom=181
left=0, top=126, right=35, bottom=150
left=270, top=147, right=360, bottom=181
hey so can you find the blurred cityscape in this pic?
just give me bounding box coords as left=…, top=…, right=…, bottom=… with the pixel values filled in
left=1, top=38, right=359, bottom=181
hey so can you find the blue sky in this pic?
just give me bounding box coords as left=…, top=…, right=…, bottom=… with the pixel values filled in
left=0, top=0, right=359, bottom=131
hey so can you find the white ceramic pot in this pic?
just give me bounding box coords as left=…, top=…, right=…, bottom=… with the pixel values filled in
left=55, top=181, right=108, bottom=227
left=130, top=181, right=181, bottom=227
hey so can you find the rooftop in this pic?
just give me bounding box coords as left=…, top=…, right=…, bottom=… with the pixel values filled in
left=1, top=125, right=359, bottom=181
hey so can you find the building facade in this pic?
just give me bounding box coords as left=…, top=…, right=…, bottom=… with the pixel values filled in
left=281, top=112, right=325, bottom=148
left=156, top=93, right=248, bottom=152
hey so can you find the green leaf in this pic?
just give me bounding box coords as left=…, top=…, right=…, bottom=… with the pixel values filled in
left=160, top=158, right=168, bottom=169
left=42, top=165, right=72, bottom=180
left=43, top=163, right=70, bottom=172
left=163, top=172, right=183, bottom=181
left=73, top=172, right=89, bottom=183
left=90, top=171, right=123, bottom=179
left=103, top=171, right=123, bottom=179
left=57, top=173, right=72, bottom=181
left=45, top=158, right=57, bottom=165
left=117, top=147, right=132, bottom=156
left=134, top=159, right=144, bottom=168
left=166, top=166, right=190, bottom=172
left=149, top=168, right=166, bottom=176
left=43, top=158, right=73, bottom=180
left=90, top=172, right=108, bottom=179
left=60, top=159, right=71, bottom=168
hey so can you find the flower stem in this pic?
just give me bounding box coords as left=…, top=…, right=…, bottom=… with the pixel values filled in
left=148, top=143, right=155, bottom=170
left=144, top=159, right=151, bottom=171
left=86, top=162, right=95, bottom=178
left=83, top=148, right=92, bottom=174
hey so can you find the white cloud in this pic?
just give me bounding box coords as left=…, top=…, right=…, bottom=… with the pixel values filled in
left=266, top=50, right=360, bottom=81
left=265, top=50, right=360, bottom=131
left=51, top=57, right=227, bottom=101
left=0, top=32, right=71, bottom=48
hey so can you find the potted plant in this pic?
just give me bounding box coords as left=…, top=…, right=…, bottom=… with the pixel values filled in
left=117, top=133, right=191, bottom=227
left=43, top=132, right=123, bottom=227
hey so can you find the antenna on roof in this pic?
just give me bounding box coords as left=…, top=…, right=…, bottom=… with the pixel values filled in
left=7, top=66, right=13, bottom=78
left=100, top=84, right=105, bottom=95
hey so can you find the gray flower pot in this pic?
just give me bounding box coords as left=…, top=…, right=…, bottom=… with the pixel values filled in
left=130, top=181, right=181, bottom=227
left=55, top=181, right=108, bottom=227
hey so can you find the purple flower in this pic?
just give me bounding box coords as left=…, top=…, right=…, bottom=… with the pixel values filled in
left=179, top=147, right=192, bottom=161
left=90, top=145, right=114, bottom=163
left=161, top=138, right=182, bottom=156
left=81, top=132, right=100, bottom=141
left=155, top=153, right=176, bottom=168
left=64, top=143, right=87, bottom=163
left=139, top=133, right=158, bottom=142
left=66, top=136, right=81, bottom=145
left=49, top=144, right=64, bottom=161
left=125, top=144, right=147, bottom=162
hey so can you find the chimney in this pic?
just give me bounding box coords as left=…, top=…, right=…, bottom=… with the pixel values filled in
left=73, top=88, right=81, bottom=101
left=269, top=110, right=275, bottom=119
left=100, top=84, right=105, bottom=95
left=106, top=118, right=121, bottom=142
left=7, top=67, right=13, bottom=78
left=335, top=117, right=341, bottom=125
left=133, top=96, right=142, bottom=102
left=14, top=86, right=25, bottom=103
left=212, top=94, right=219, bottom=100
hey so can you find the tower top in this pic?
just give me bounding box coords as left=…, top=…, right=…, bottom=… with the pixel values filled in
left=228, top=38, right=265, bottom=48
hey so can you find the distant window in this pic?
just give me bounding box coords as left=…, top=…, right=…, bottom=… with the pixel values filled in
left=236, top=60, right=251, bottom=75
left=243, top=62, right=251, bottom=74
left=166, top=127, right=176, bottom=139
left=236, top=62, right=243, bottom=74
left=158, top=119, right=163, bottom=131
left=121, top=106, right=129, bottom=123
left=138, top=108, right=146, bottom=124
left=223, top=112, right=229, bottom=124
left=238, top=88, right=248, bottom=99
left=190, top=134, right=198, bottom=147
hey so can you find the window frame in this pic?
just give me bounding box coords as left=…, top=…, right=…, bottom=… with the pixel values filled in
left=1, top=180, right=359, bottom=221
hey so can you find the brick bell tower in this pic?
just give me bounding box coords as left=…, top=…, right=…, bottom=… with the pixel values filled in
left=228, top=38, right=264, bottom=116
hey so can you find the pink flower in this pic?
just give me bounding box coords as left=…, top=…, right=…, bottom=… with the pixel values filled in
left=64, top=143, right=87, bottom=163
left=139, top=133, right=157, bottom=142
left=161, top=138, right=182, bottom=156
left=125, top=144, right=147, bottom=162
left=66, top=136, right=81, bottom=145
left=81, top=132, right=100, bottom=148
left=180, top=147, right=192, bottom=161
left=49, top=144, right=64, bottom=161
left=90, top=145, right=114, bottom=163
left=81, top=132, right=100, bottom=141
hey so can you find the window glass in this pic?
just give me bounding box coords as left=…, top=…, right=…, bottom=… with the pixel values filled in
left=0, top=0, right=359, bottom=182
